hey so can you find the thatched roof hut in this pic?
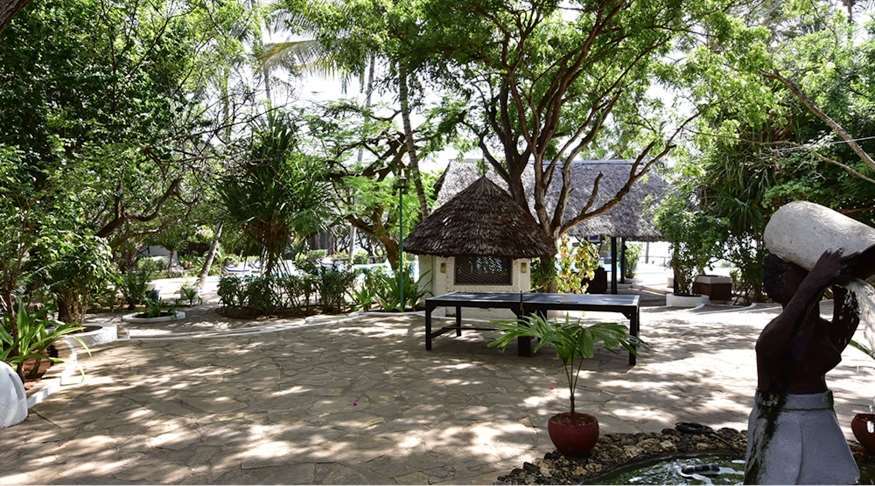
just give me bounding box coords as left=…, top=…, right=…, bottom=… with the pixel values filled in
left=438, top=159, right=669, bottom=241
left=404, top=176, right=556, bottom=258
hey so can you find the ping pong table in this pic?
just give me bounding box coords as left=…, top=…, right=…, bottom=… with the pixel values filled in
left=424, top=292, right=641, bottom=365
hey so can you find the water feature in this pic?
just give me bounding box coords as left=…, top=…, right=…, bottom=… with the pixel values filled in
left=845, top=279, right=875, bottom=357
left=598, top=455, right=875, bottom=485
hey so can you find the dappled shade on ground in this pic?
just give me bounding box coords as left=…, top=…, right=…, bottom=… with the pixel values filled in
left=1, top=305, right=873, bottom=484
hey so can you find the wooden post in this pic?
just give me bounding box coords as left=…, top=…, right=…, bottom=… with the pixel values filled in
left=610, top=237, right=618, bottom=294
left=620, top=238, right=627, bottom=284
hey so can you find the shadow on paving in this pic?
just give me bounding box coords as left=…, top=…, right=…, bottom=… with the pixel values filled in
left=1, top=309, right=872, bottom=485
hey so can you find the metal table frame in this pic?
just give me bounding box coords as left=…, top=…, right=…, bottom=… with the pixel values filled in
left=424, top=292, right=641, bottom=365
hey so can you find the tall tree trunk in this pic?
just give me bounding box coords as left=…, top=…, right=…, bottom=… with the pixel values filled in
left=56, top=289, right=86, bottom=324
left=350, top=56, right=377, bottom=256
left=0, top=0, right=33, bottom=32
left=198, top=222, right=223, bottom=289
left=397, top=64, right=429, bottom=219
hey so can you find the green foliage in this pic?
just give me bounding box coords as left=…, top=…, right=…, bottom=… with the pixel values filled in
left=219, top=114, right=332, bottom=277
left=530, top=257, right=556, bottom=293
left=121, top=269, right=152, bottom=309
left=217, top=275, right=247, bottom=309
left=352, top=250, right=370, bottom=265
left=370, top=267, right=430, bottom=312
left=140, top=297, right=165, bottom=319
left=556, top=236, right=600, bottom=294
left=623, top=244, right=641, bottom=279
left=349, top=270, right=378, bottom=311
left=178, top=283, right=201, bottom=306
left=491, top=314, right=636, bottom=414
left=244, top=275, right=281, bottom=315
left=316, top=267, right=356, bottom=313
left=276, top=274, right=316, bottom=309
left=0, top=301, right=83, bottom=380
left=654, top=191, right=725, bottom=296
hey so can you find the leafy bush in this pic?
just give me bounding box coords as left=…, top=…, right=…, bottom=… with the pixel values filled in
left=349, top=269, right=378, bottom=311
left=277, top=274, right=316, bottom=309
left=0, top=301, right=83, bottom=380
left=371, top=267, right=430, bottom=312
left=316, top=267, right=356, bottom=313
left=623, top=243, right=641, bottom=279
left=352, top=250, right=370, bottom=265
left=245, top=275, right=280, bottom=314
left=178, top=282, right=201, bottom=306
left=218, top=275, right=247, bottom=308
left=121, top=269, right=152, bottom=308
left=556, top=236, right=600, bottom=293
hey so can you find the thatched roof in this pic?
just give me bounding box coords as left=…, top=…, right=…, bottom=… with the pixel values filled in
left=404, top=176, right=556, bottom=258
left=437, top=160, right=669, bottom=242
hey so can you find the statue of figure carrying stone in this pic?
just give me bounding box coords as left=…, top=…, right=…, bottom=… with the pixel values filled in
left=745, top=201, right=875, bottom=484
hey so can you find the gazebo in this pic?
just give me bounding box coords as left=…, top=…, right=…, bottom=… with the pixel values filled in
left=404, top=176, right=555, bottom=317
left=437, top=159, right=669, bottom=294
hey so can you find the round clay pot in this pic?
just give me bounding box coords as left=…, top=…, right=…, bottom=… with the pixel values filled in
left=852, top=413, right=875, bottom=454
left=547, top=412, right=599, bottom=457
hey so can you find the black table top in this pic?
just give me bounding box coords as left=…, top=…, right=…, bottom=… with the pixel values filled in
left=427, top=291, right=639, bottom=307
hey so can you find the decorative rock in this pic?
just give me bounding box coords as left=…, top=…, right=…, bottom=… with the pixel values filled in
left=0, top=361, right=27, bottom=428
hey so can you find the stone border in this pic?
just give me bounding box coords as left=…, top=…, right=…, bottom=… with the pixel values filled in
left=122, top=310, right=186, bottom=324
left=25, top=338, right=82, bottom=409
left=128, top=312, right=367, bottom=341
left=497, top=423, right=875, bottom=484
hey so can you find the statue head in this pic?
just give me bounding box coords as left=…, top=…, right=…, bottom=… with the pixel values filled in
left=763, top=252, right=807, bottom=305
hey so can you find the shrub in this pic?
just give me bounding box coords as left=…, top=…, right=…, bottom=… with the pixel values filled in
left=178, top=282, right=200, bottom=306
left=556, top=236, right=600, bottom=293
left=244, top=275, right=280, bottom=314
left=276, top=274, right=315, bottom=309
left=352, top=250, right=369, bottom=265
left=623, top=243, right=641, bottom=279
left=121, top=269, right=152, bottom=308
left=316, top=267, right=356, bottom=313
left=0, top=301, right=83, bottom=380
left=217, top=275, right=247, bottom=308
left=371, top=266, right=430, bottom=312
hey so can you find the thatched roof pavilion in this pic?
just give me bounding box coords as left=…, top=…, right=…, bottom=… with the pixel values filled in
left=437, top=159, right=669, bottom=241
left=404, top=176, right=556, bottom=258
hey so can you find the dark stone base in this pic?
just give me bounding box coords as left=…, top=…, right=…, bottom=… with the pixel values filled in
left=497, top=422, right=875, bottom=485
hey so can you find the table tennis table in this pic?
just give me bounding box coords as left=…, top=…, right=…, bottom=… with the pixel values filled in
left=424, top=292, right=641, bottom=365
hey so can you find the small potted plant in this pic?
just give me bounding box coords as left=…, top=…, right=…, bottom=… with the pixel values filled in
left=490, top=314, right=637, bottom=457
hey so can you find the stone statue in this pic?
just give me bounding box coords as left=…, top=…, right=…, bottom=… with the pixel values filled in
left=0, top=361, right=28, bottom=428
left=745, top=249, right=861, bottom=484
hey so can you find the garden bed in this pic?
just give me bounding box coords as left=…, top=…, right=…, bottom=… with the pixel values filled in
left=496, top=423, right=875, bottom=484
left=217, top=306, right=323, bottom=320
left=122, top=310, right=186, bottom=323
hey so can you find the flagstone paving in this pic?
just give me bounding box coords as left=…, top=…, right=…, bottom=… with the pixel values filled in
left=2, top=304, right=873, bottom=484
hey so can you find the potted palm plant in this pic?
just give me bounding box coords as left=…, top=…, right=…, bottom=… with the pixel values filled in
left=490, top=314, right=637, bottom=457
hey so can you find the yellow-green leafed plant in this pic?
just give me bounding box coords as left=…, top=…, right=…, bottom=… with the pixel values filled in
left=490, top=315, right=638, bottom=415
left=0, top=302, right=83, bottom=380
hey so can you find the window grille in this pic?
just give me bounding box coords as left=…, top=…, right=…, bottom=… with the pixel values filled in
left=454, top=256, right=512, bottom=285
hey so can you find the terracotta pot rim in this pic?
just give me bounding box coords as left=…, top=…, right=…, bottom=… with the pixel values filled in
left=550, top=411, right=598, bottom=425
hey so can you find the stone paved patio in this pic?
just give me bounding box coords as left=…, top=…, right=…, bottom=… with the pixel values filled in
left=2, top=304, right=873, bottom=484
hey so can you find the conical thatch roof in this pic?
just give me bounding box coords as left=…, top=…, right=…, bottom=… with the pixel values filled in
left=404, top=177, right=556, bottom=258
left=438, top=160, right=670, bottom=241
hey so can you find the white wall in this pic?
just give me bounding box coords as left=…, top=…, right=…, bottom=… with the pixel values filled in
left=418, top=255, right=532, bottom=319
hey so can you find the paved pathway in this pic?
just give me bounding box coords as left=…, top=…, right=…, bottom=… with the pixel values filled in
left=2, top=305, right=873, bottom=484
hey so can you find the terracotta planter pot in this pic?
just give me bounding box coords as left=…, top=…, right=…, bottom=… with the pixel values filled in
left=852, top=413, right=875, bottom=454
left=547, top=412, right=599, bottom=457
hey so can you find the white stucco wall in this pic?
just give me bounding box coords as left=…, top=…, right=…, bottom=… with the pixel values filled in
left=418, top=255, right=532, bottom=319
